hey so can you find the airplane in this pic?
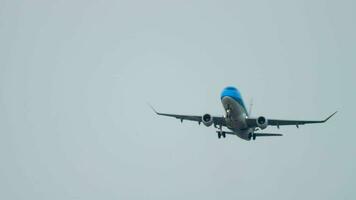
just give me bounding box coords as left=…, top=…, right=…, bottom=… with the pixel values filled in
left=151, top=86, right=337, bottom=141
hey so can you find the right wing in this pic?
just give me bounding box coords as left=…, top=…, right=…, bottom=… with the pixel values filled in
left=246, top=112, right=337, bottom=128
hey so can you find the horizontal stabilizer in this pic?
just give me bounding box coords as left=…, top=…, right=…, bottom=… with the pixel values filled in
left=254, top=133, right=283, bottom=137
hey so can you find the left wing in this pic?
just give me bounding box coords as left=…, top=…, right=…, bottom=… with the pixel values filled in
left=246, top=111, right=337, bottom=128
left=150, top=106, right=226, bottom=127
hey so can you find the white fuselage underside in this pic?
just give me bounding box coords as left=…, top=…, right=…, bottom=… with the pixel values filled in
left=221, top=96, right=253, bottom=140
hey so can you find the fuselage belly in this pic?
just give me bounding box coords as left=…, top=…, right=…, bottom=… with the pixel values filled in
left=221, top=87, right=252, bottom=140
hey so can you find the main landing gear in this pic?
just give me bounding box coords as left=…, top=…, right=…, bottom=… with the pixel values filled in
left=248, top=132, right=256, bottom=140
left=217, top=125, right=226, bottom=139
left=217, top=131, right=226, bottom=139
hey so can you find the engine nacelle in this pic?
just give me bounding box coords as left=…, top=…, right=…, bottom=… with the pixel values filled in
left=202, top=114, right=213, bottom=127
left=256, top=116, right=268, bottom=129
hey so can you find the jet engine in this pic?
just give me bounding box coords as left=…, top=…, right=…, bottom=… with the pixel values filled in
left=202, top=114, right=213, bottom=127
left=256, top=116, right=268, bottom=129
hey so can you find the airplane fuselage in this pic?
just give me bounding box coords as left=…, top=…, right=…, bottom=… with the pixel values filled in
left=221, top=87, right=253, bottom=140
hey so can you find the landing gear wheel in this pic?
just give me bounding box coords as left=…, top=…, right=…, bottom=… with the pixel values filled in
left=218, top=132, right=221, bottom=139
left=222, top=132, right=226, bottom=138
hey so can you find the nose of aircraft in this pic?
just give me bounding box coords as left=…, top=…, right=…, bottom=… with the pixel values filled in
left=220, top=86, right=248, bottom=114
left=221, top=86, right=242, bottom=100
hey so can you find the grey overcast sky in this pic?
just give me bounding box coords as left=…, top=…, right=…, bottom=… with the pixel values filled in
left=0, top=0, right=355, bottom=199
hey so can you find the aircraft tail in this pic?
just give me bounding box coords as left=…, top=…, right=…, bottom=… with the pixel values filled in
left=248, top=98, right=253, bottom=116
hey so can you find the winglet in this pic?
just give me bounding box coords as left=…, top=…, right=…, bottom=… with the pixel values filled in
left=147, top=103, right=159, bottom=115
left=323, top=111, right=337, bottom=122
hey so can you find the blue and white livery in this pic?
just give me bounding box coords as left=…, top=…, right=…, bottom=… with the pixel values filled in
left=152, top=86, right=337, bottom=140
